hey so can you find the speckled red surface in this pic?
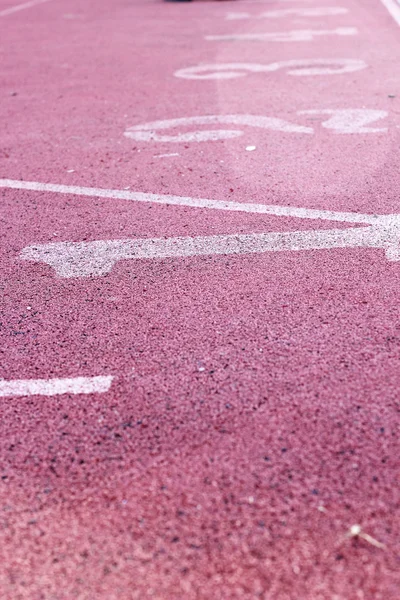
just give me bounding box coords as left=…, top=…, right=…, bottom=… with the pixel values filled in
left=1, top=0, right=400, bottom=598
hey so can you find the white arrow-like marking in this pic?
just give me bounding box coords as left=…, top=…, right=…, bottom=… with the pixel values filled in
left=3, top=178, right=400, bottom=278
left=19, top=224, right=400, bottom=278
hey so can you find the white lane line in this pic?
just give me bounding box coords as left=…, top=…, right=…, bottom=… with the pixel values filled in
left=379, top=0, right=400, bottom=26
left=205, top=27, right=358, bottom=42
left=0, top=178, right=386, bottom=225
left=154, top=153, right=180, bottom=158
left=0, top=0, right=52, bottom=17
left=226, top=7, right=348, bottom=19
left=19, top=226, right=400, bottom=278
left=0, top=375, right=114, bottom=398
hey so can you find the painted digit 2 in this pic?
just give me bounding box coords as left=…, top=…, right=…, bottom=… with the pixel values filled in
left=124, top=110, right=388, bottom=143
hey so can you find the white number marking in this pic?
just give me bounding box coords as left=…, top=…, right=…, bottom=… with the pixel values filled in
left=124, top=115, right=312, bottom=143
left=300, top=109, right=388, bottom=133
left=174, top=59, right=367, bottom=80
left=226, top=7, right=348, bottom=19
left=205, top=27, right=358, bottom=42
left=124, top=110, right=388, bottom=143
left=0, top=375, right=113, bottom=397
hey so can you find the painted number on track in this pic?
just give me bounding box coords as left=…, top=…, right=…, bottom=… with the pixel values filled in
left=174, top=59, right=367, bottom=80
left=124, top=110, right=388, bottom=143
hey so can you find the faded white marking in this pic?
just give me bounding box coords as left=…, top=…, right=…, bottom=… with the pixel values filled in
left=125, top=111, right=387, bottom=142
left=239, top=0, right=335, bottom=3
left=300, top=109, right=388, bottom=133
left=0, top=178, right=389, bottom=225
left=124, top=114, right=312, bottom=142
left=205, top=27, right=358, bottom=42
left=0, top=375, right=113, bottom=398
left=379, top=0, right=400, bottom=26
left=174, top=59, right=367, bottom=80
left=0, top=0, right=52, bottom=17
left=19, top=225, right=400, bottom=278
left=240, top=0, right=337, bottom=3
left=226, top=11, right=251, bottom=19
left=226, top=7, right=348, bottom=19
left=154, top=153, right=180, bottom=158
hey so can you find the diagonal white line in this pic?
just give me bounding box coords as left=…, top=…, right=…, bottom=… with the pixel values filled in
left=0, top=178, right=386, bottom=225
left=0, top=0, right=53, bottom=17
left=379, top=0, right=400, bottom=25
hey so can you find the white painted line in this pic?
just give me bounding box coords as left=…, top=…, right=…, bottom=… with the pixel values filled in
left=226, top=7, right=348, bottom=19
left=19, top=225, right=400, bottom=278
left=154, top=153, right=180, bottom=158
left=0, top=0, right=52, bottom=17
left=205, top=27, right=358, bottom=42
left=238, top=0, right=335, bottom=3
left=239, top=0, right=335, bottom=3
left=0, top=375, right=114, bottom=398
left=0, top=178, right=388, bottom=225
left=379, top=0, right=400, bottom=26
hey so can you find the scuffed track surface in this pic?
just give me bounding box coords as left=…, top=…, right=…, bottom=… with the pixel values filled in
left=1, top=0, right=400, bottom=598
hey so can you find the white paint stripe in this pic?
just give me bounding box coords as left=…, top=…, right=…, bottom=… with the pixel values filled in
left=0, top=178, right=387, bottom=225
left=205, top=28, right=358, bottom=42
left=239, top=0, right=334, bottom=3
left=154, top=153, right=180, bottom=157
left=0, top=375, right=114, bottom=398
left=19, top=226, right=400, bottom=278
left=0, top=0, right=52, bottom=17
left=379, top=0, right=400, bottom=26
left=226, top=7, right=349, bottom=19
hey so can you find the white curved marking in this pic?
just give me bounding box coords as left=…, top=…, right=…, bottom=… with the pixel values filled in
left=205, top=27, right=358, bottom=42
left=0, top=375, right=114, bottom=397
left=226, top=7, right=348, bottom=19
left=174, top=59, right=367, bottom=80
left=19, top=225, right=400, bottom=278
left=300, top=109, right=388, bottom=133
left=124, top=115, right=312, bottom=143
